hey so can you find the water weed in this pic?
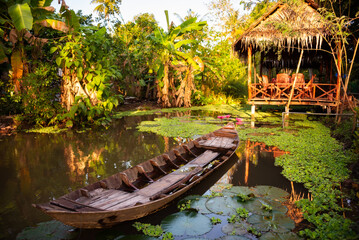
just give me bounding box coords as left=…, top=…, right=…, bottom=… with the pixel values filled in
left=237, top=113, right=358, bottom=239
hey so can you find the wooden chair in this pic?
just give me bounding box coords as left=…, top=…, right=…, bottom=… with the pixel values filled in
left=262, top=75, right=269, bottom=91
left=304, top=74, right=316, bottom=99
left=276, top=73, right=290, bottom=87
left=291, top=73, right=305, bottom=87
left=275, top=73, right=291, bottom=98
left=256, top=74, right=272, bottom=98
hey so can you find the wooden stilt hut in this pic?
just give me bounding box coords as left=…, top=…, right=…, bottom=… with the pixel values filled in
left=233, top=0, right=341, bottom=112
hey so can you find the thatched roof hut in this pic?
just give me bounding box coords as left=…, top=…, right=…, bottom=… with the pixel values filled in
left=234, top=0, right=340, bottom=109
left=234, top=0, right=330, bottom=54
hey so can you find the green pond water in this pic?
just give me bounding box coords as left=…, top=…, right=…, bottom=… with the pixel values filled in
left=0, top=111, right=305, bottom=240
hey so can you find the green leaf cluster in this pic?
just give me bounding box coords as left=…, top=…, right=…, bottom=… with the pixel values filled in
left=236, top=114, right=358, bottom=239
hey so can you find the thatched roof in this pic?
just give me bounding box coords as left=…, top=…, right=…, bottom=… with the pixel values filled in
left=233, top=0, right=331, bottom=53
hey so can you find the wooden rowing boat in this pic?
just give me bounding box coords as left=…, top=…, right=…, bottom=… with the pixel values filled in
left=33, top=122, right=239, bottom=228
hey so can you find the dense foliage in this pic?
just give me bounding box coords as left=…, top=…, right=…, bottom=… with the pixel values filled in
left=0, top=0, right=255, bottom=128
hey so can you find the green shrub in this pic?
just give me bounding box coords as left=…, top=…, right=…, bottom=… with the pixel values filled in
left=20, top=63, right=61, bottom=126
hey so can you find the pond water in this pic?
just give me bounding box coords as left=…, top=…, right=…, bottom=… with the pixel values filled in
left=0, top=111, right=306, bottom=240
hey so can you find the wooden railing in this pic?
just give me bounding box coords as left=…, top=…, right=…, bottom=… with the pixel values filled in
left=249, top=83, right=338, bottom=102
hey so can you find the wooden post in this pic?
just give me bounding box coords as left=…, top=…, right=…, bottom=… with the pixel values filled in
left=287, top=49, right=304, bottom=109
left=335, top=42, right=342, bottom=122
left=253, top=54, right=257, bottom=85
left=251, top=104, right=255, bottom=128
left=336, top=42, right=342, bottom=102
left=260, top=52, right=263, bottom=76
left=248, top=46, right=252, bottom=99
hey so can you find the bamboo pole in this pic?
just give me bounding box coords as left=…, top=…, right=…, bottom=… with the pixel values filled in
left=248, top=46, right=252, bottom=99
left=336, top=42, right=342, bottom=122
left=336, top=42, right=342, bottom=102
left=286, top=49, right=304, bottom=109
left=253, top=54, right=257, bottom=85
left=260, top=52, right=263, bottom=76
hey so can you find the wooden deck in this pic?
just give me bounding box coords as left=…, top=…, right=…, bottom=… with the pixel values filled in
left=248, top=82, right=339, bottom=106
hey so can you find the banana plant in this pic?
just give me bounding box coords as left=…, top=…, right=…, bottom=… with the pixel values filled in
left=151, top=11, right=206, bottom=107
left=0, top=0, right=76, bottom=93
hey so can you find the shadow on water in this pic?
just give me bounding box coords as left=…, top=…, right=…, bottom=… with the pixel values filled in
left=0, top=111, right=307, bottom=240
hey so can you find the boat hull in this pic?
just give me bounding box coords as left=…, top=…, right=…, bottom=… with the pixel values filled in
left=34, top=123, right=239, bottom=228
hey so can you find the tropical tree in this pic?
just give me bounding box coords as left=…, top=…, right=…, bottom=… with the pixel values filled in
left=114, top=13, right=159, bottom=99
left=151, top=13, right=207, bottom=107
left=0, top=0, right=70, bottom=94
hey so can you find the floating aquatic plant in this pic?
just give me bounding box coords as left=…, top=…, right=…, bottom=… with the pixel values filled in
left=211, top=217, right=222, bottom=225
left=206, top=196, right=245, bottom=216
left=260, top=231, right=302, bottom=240
left=16, top=220, right=76, bottom=240
left=161, top=211, right=212, bottom=236
left=247, top=213, right=295, bottom=233
left=222, top=186, right=253, bottom=197
left=222, top=221, right=251, bottom=235
left=137, top=117, right=220, bottom=138
left=178, top=195, right=212, bottom=214
left=133, top=222, right=163, bottom=237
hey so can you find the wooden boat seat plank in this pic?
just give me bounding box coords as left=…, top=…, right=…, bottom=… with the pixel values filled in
left=88, top=190, right=135, bottom=208
left=34, top=202, right=71, bottom=212
left=76, top=189, right=119, bottom=205
left=50, top=198, right=102, bottom=212
left=105, top=194, right=150, bottom=210
left=198, top=137, right=235, bottom=149
left=220, top=137, right=234, bottom=148
left=197, top=137, right=215, bottom=147
left=189, top=150, right=219, bottom=167
left=137, top=174, right=188, bottom=197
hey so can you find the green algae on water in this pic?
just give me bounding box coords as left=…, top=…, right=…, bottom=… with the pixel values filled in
left=137, top=117, right=221, bottom=138
left=25, top=126, right=68, bottom=134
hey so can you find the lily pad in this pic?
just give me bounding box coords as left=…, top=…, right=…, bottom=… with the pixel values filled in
left=222, top=186, right=253, bottom=197
left=219, top=236, right=251, bottom=240
left=243, top=198, right=287, bottom=216
left=182, top=238, right=208, bottom=240
left=16, top=220, right=76, bottom=240
left=206, top=197, right=245, bottom=216
left=114, top=235, right=157, bottom=240
left=247, top=213, right=295, bottom=233
left=209, top=183, right=233, bottom=193
left=161, top=211, right=212, bottom=236
left=259, top=232, right=302, bottom=240
left=222, top=221, right=252, bottom=235
left=250, top=186, right=289, bottom=202
left=178, top=195, right=211, bottom=214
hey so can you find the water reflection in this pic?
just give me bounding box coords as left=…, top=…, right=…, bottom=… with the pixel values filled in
left=0, top=115, right=178, bottom=239
left=215, top=139, right=304, bottom=195
left=0, top=112, right=306, bottom=240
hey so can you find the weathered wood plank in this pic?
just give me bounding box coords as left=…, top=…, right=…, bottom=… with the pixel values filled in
left=105, top=195, right=150, bottom=210
left=88, top=190, right=134, bottom=208
left=198, top=137, right=215, bottom=147
left=76, top=188, right=117, bottom=205
left=198, top=136, right=236, bottom=149
left=189, top=150, right=219, bottom=167
left=137, top=174, right=186, bottom=197
left=50, top=198, right=102, bottom=212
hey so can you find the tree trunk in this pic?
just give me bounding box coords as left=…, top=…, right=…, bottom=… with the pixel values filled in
left=61, top=68, right=99, bottom=111
left=157, top=62, right=171, bottom=107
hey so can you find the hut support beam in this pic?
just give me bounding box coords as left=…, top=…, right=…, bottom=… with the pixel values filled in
left=335, top=42, right=342, bottom=122
left=287, top=49, right=304, bottom=110
left=248, top=46, right=252, bottom=99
